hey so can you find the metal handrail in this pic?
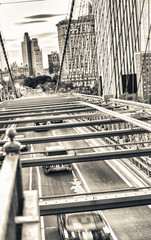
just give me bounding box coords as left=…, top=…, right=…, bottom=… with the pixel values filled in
left=0, top=129, right=41, bottom=240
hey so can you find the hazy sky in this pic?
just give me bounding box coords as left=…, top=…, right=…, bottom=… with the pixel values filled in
left=0, top=0, right=71, bottom=68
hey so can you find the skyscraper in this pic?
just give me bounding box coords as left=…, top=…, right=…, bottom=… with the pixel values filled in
left=21, top=32, right=33, bottom=76
left=56, top=12, right=98, bottom=90
left=21, top=33, right=43, bottom=76
left=31, top=38, right=43, bottom=75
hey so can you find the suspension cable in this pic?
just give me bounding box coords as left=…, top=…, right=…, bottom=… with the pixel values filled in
left=55, top=0, right=75, bottom=93
left=0, top=32, right=17, bottom=97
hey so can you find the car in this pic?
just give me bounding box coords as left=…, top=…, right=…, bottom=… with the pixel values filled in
left=43, top=145, right=72, bottom=174
left=34, top=121, right=48, bottom=126
left=50, top=119, right=63, bottom=124
left=57, top=211, right=111, bottom=240
left=34, top=121, right=48, bottom=132
left=15, top=134, right=30, bottom=152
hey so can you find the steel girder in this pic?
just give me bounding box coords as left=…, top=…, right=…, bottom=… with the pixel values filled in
left=2, top=98, right=76, bottom=109
left=110, top=98, right=151, bottom=110
left=0, top=120, right=109, bottom=133
left=0, top=105, right=91, bottom=116
left=0, top=112, right=102, bottom=126
left=0, top=108, right=94, bottom=120
left=39, top=187, right=151, bottom=215
left=19, top=147, right=151, bottom=167
left=82, top=102, right=151, bottom=132
left=0, top=128, right=147, bottom=146
left=1, top=117, right=148, bottom=133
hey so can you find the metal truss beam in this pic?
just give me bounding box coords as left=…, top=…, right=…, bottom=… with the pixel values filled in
left=39, top=187, right=151, bottom=215
left=0, top=112, right=101, bottom=125
left=82, top=102, right=151, bottom=132
left=3, top=98, right=76, bottom=110
left=0, top=108, right=94, bottom=120
left=0, top=105, right=90, bottom=116
left=19, top=147, right=151, bottom=167
left=110, top=98, right=151, bottom=110
left=1, top=117, right=148, bottom=133
left=0, top=128, right=147, bottom=146
left=0, top=120, right=107, bottom=133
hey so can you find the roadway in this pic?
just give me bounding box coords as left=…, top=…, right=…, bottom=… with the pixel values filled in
left=19, top=120, right=151, bottom=240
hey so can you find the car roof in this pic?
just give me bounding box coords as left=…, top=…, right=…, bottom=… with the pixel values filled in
left=45, top=146, right=66, bottom=151
left=65, top=212, right=105, bottom=231
left=15, top=135, right=25, bottom=139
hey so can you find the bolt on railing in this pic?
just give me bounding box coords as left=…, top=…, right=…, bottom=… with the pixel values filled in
left=0, top=128, right=41, bottom=240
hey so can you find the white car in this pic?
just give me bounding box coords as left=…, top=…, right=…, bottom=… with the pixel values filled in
left=43, top=145, right=72, bottom=174
left=57, top=211, right=111, bottom=240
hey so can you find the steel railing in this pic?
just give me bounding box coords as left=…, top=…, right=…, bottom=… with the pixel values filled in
left=0, top=129, right=41, bottom=240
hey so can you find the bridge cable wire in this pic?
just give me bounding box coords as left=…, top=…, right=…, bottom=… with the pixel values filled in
left=106, top=0, right=142, bottom=97
left=94, top=0, right=147, bottom=98
left=0, top=32, right=17, bottom=97
left=0, top=0, right=45, bottom=4
left=65, top=0, right=98, bottom=95
left=55, top=0, right=75, bottom=93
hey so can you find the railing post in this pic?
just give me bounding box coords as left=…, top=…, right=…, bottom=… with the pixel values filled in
left=0, top=128, right=41, bottom=240
left=4, top=128, right=24, bottom=217
left=0, top=128, right=23, bottom=240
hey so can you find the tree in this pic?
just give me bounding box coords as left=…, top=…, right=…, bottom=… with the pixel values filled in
left=23, top=75, right=53, bottom=89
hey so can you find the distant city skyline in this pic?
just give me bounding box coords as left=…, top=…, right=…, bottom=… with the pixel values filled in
left=0, top=0, right=71, bottom=68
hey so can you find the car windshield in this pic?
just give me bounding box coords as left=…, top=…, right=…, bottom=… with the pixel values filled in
left=66, top=212, right=105, bottom=231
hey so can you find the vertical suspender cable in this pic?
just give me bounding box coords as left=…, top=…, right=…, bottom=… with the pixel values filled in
left=0, top=32, right=17, bottom=97
left=55, top=0, right=75, bottom=93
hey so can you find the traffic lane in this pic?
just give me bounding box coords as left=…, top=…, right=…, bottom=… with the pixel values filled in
left=103, top=206, right=151, bottom=240
left=16, top=123, right=61, bottom=240
left=32, top=129, right=74, bottom=196
left=55, top=127, right=151, bottom=240
left=18, top=123, right=151, bottom=240
left=18, top=123, right=34, bottom=191
left=54, top=128, right=128, bottom=191
left=32, top=129, right=75, bottom=240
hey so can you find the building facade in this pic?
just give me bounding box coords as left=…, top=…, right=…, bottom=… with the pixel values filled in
left=11, top=62, right=29, bottom=78
left=21, top=33, right=43, bottom=76
left=21, top=32, right=33, bottom=76
left=48, top=51, right=60, bottom=74
left=31, top=38, right=43, bottom=76
left=56, top=12, right=98, bottom=91
left=135, top=52, right=151, bottom=99
left=92, top=0, right=151, bottom=98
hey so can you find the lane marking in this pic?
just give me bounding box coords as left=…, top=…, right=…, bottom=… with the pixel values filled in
left=73, top=162, right=118, bottom=240
left=30, top=144, right=45, bottom=240
left=29, top=167, right=32, bottom=191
